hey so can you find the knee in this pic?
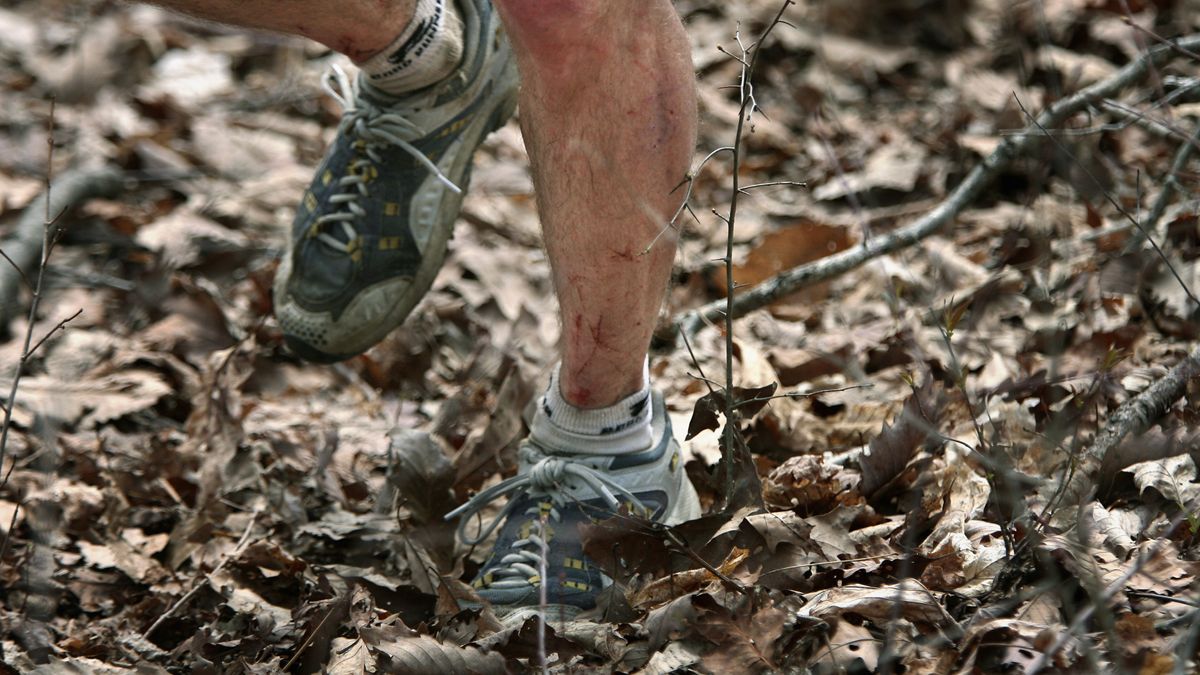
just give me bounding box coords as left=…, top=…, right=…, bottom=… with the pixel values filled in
left=493, top=0, right=610, bottom=62
left=493, top=0, right=605, bottom=32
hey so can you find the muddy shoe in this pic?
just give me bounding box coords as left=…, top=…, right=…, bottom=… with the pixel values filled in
left=447, top=391, right=702, bottom=620
left=274, top=0, right=518, bottom=362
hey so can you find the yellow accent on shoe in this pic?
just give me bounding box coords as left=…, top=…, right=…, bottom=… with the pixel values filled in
left=346, top=238, right=363, bottom=264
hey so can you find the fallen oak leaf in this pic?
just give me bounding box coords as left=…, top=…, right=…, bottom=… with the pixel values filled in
left=694, top=594, right=788, bottom=675
left=859, top=378, right=945, bottom=496
left=686, top=383, right=778, bottom=440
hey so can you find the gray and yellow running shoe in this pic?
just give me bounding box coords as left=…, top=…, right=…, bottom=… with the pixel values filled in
left=447, top=392, right=702, bottom=620
left=274, top=0, right=518, bottom=362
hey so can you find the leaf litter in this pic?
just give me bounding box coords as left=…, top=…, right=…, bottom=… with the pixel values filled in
left=2, top=0, right=1200, bottom=672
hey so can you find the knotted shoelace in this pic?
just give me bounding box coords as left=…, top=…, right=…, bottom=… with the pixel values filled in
left=445, top=452, right=648, bottom=590
left=312, top=65, right=462, bottom=254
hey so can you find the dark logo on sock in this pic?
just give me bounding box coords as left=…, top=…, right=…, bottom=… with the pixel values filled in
left=386, top=0, right=443, bottom=67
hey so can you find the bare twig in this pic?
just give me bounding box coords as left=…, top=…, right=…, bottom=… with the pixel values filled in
left=1121, top=17, right=1200, bottom=62
left=1, top=103, right=123, bottom=529
left=282, top=589, right=352, bottom=672
left=641, top=146, right=735, bottom=256
left=731, top=382, right=873, bottom=409
left=674, top=33, right=1200, bottom=337
left=537, top=516, right=549, bottom=675
left=24, top=308, right=83, bottom=361
left=0, top=500, right=20, bottom=563
left=715, top=0, right=795, bottom=506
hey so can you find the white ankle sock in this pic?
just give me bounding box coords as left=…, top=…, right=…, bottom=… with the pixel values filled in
left=358, top=0, right=464, bottom=95
left=530, top=362, right=655, bottom=456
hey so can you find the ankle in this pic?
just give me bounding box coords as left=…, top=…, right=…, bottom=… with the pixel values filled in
left=358, top=0, right=465, bottom=94
left=531, top=361, right=654, bottom=456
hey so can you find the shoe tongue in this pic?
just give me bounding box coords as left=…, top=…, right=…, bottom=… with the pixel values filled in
left=357, top=75, right=438, bottom=111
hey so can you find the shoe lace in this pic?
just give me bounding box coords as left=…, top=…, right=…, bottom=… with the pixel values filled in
left=444, top=451, right=647, bottom=590
left=312, top=65, right=462, bottom=254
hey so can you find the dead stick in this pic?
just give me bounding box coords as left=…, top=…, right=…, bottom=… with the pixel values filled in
left=1049, top=341, right=1200, bottom=508
left=0, top=168, right=123, bottom=330
left=1092, top=342, right=1200, bottom=476
left=674, top=33, right=1200, bottom=337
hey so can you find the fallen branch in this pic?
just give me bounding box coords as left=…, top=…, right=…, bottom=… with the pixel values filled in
left=1137, top=118, right=1200, bottom=247
left=1047, top=341, right=1200, bottom=509
left=674, top=33, right=1200, bottom=337
left=1092, top=342, right=1200, bottom=479
left=0, top=167, right=124, bottom=330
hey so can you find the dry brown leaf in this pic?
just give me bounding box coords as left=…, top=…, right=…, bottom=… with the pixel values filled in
left=859, top=380, right=944, bottom=496
left=813, top=136, right=927, bottom=201
left=326, top=637, right=378, bottom=674
left=1125, top=454, right=1200, bottom=506
left=696, top=601, right=787, bottom=674
left=761, top=455, right=857, bottom=513
left=805, top=618, right=879, bottom=673
left=713, top=220, right=854, bottom=297
left=797, top=580, right=956, bottom=628
left=632, top=548, right=749, bottom=610
left=29, top=15, right=124, bottom=102
left=1085, top=502, right=1140, bottom=558
left=190, top=116, right=296, bottom=180
left=359, top=628, right=504, bottom=675
left=145, top=46, right=234, bottom=107
left=1, top=370, right=171, bottom=428
left=135, top=208, right=250, bottom=269
left=635, top=641, right=703, bottom=675
left=0, top=500, right=21, bottom=536
left=1037, top=45, right=1117, bottom=86
left=958, top=619, right=1077, bottom=673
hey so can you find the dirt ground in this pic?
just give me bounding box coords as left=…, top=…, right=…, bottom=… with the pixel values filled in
left=1, top=0, right=1200, bottom=672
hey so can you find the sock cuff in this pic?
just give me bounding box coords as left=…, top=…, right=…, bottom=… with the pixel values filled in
left=359, top=0, right=463, bottom=93
left=531, top=361, right=655, bottom=455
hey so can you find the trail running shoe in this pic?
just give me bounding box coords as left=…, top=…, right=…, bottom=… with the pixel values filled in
left=274, top=0, right=518, bottom=362
left=446, top=392, right=702, bottom=620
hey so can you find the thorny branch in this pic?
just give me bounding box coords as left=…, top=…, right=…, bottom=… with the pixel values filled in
left=716, top=0, right=795, bottom=506
left=0, top=100, right=123, bottom=563
left=674, top=32, right=1200, bottom=336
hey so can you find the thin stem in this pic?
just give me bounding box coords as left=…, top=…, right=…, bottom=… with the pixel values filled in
left=0, top=99, right=57, bottom=496
left=719, top=0, right=794, bottom=506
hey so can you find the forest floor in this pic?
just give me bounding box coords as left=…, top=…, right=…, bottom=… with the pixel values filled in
left=1, top=0, right=1200, bottom=672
